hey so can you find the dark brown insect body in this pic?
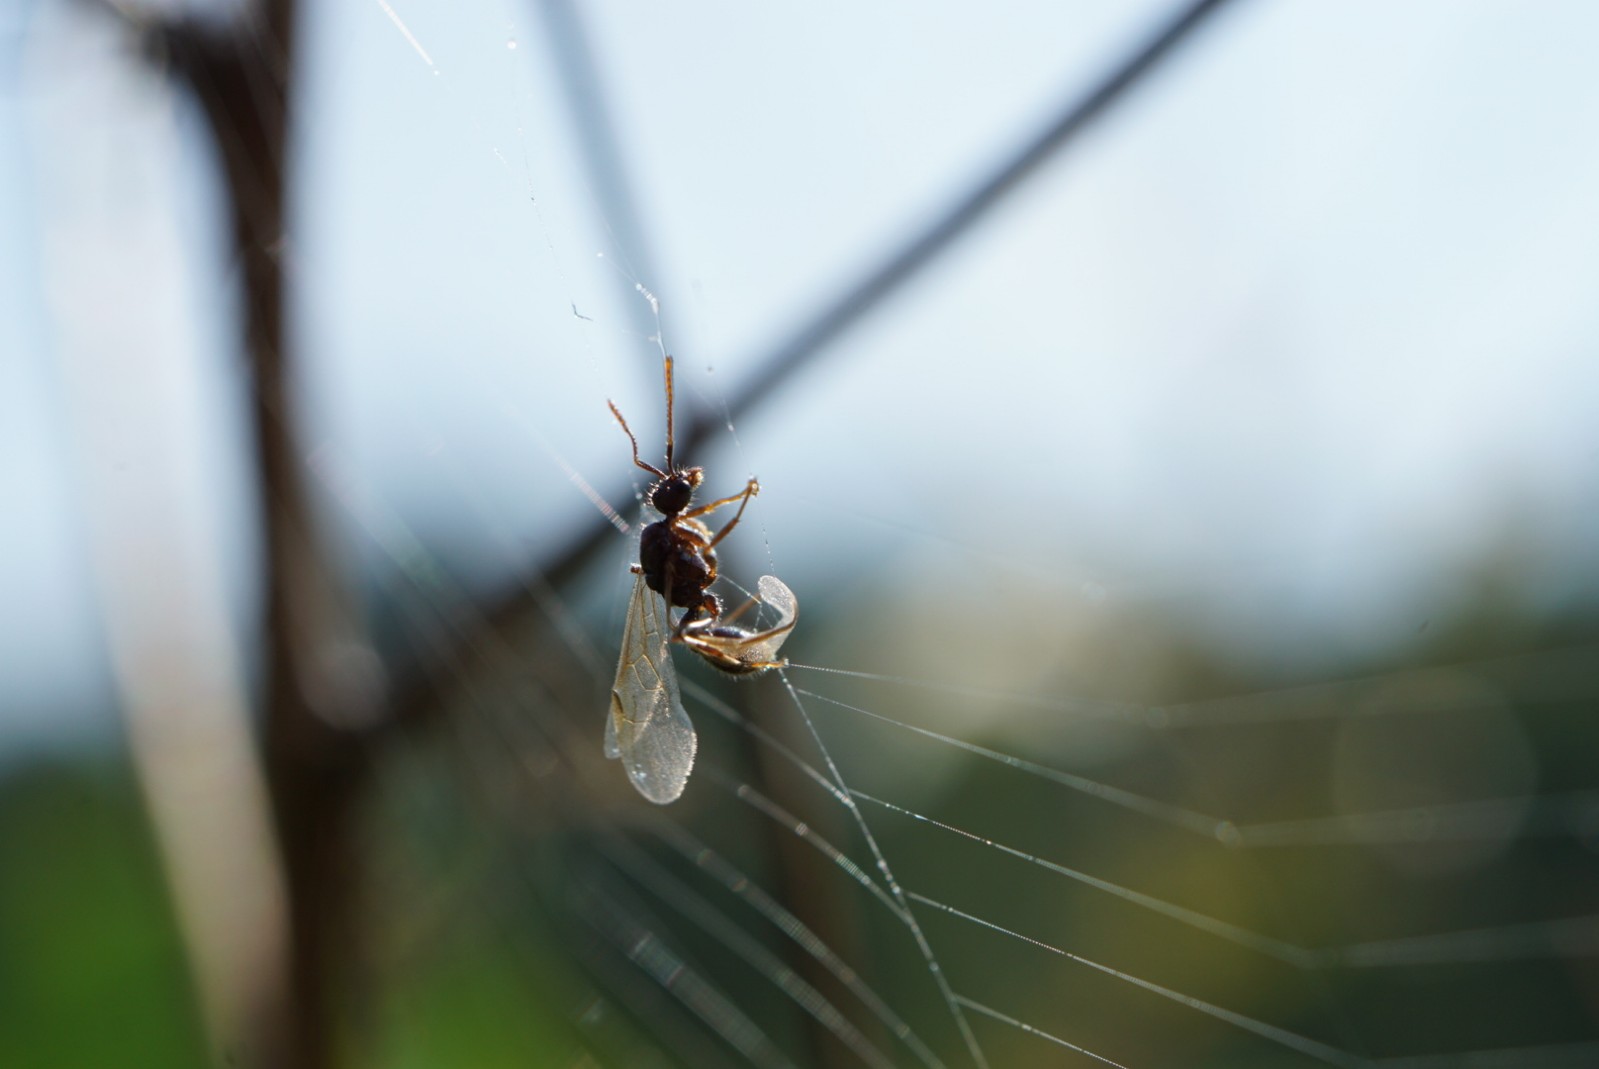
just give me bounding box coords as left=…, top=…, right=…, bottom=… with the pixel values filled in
left=639, top=512, right=717, bottom=618
left=610, top=356, right=795, bottom=676
left=681, top=623, right=767, bottom=674
left=610, top=356, right=760, bottom=632
left=605, top=356, right=794, bottom=805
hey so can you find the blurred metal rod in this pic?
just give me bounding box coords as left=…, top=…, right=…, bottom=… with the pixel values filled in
left=681, top=0, right=1242, bottom=460
left=390, top=0, right=1243, bottom=731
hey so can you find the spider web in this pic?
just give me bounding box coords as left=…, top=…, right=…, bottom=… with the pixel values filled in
left=18, top=1, right=1599, bottom=1066
left=37, top=1, right=1588, bottom=1067
left=289, top=2, right=1599, bottom=1067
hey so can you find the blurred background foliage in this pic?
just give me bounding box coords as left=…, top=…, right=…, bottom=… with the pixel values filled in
left=10, top=571, right=1595, bottom=1066
left=0, top=761, right=207, bottom=1068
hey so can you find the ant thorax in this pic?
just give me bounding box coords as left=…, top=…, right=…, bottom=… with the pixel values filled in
left=639, top=512, right=718, bottom=618
left=635, top=465, right=719, bottom=617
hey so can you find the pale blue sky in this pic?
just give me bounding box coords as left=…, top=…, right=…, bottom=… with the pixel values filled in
left=5, top=0, right=1599, bottom=753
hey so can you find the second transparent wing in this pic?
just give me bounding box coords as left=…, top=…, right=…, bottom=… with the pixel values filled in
left=608, top=571, right=697, bottom=804
left=746, top=575, right=799, bottom=663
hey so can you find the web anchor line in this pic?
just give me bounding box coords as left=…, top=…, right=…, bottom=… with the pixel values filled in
left=775, top=675, right=993, bottom=1068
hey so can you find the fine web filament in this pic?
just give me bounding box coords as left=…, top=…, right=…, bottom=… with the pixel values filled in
left=597, top=835, right=898, bottom=1069
left=645, top=820, right=947, bottom=1069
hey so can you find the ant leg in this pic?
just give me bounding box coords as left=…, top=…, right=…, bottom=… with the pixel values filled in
left=661, top=552, right=693, bottom=641
left=682, top=477, right=759, bottom=522
left=704, top=479, right=758, bottom=550
left=678, top=622, right=792, bottom=671
left=608, top=400, right=667, bottom=479
left=673, top=593, right=721, bottom=641
left=685, top=478, right=760, bottom=550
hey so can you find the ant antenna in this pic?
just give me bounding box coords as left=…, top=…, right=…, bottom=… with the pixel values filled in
left=662, top=355, right=677, bottom=473
left=609, top=399, right=666, bottom=479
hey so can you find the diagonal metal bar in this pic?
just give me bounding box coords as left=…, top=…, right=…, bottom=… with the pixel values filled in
left=387, top=0, right=1243, bottom=733
left=677, top=0, right=1241, bottom=462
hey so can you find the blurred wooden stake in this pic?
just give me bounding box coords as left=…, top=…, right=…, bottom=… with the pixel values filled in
left=149, top=4, right=376, bottom=1067
left=40, top=11, right=297, bottom=1061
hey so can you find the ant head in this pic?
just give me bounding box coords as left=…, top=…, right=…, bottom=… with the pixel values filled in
left=650, top=466, right=703, bottom=516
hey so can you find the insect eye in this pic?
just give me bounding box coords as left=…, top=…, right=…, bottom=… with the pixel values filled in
left=652, top=477, right=694, bottom=515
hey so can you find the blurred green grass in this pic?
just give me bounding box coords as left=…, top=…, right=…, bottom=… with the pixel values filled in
left=0, top=761, right=206, bottom=1069
left=0, top=757, right=587, bottom=1069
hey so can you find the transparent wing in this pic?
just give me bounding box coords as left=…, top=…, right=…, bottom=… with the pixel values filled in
left=744, top=575, right=799, bottom=664
left=677, top=574, right=800, bottom=674
left=608, top=571, right=696, bottom=804
left=751, top=575, right=796, bottom=651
